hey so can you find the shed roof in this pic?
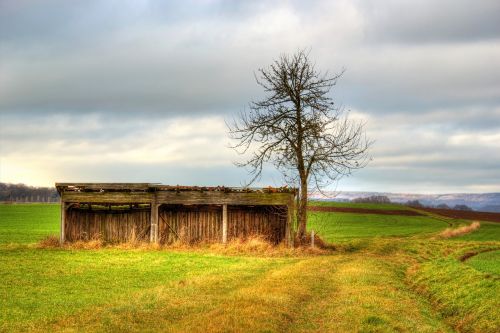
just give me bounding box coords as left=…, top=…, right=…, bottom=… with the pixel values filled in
left=55, top=183, right=296, bottom=195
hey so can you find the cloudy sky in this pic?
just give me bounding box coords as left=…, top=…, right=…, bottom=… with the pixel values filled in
left=1, top=0, right=499, bottom=194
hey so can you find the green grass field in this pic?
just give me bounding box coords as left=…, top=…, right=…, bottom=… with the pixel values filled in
left=465, top=250, right=500, bottom=275
left=309, top=200, right=410, bottom=210
left=0, top=204, right=59, bottom=244
left=0, top=203, right=498, bottom=332
left=308, top=211, right=448, bottom=242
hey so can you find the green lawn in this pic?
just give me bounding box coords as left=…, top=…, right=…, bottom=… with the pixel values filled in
left=1, top=203, right=499, bottom=332
left=309, top=200, right=410, bottom=210
left=0, top=204, right=59, bottom=244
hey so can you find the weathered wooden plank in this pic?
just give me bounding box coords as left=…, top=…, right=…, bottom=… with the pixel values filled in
left=286, top=197, right=294, bottom=247
left=56, top=183, right=155, bottom=191
left=150, top=200, right=158, bottom=243
left=62, top=191, right=154, bottom=203
left=64, top=208, right=150, bottom=243
left=155, top=191, right=292, bottom=205
left=222, top=204, right=228, bottom=244
left=60, top=201, right=66, bottom=244
left=59, top=185, right=294, bottom=207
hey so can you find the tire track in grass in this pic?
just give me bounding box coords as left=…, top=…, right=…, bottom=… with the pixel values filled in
left=158, top=254, right=451, bottom=332
left=291, top=255, right=452, bottom=333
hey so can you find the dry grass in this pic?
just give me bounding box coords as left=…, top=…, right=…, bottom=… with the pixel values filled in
left=206, top=236, right=330, bottom=257
left=36, top=235, right=331, bottom=257
left=439, top=221, right=481, bottom=238
left=36, top=235, right=60, bottom=248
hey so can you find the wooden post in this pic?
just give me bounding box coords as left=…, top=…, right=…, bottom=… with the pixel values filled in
left=222, top=204, right=228, bottom=244
left=311, top=230, right=315, bottom=248
left=150, top=198, right=159, bottom=243
left=286, top=195, right=295, bottom=247
left=60, top=200, right=66, bottom=244
left=155, top=204, right=160, bottom=243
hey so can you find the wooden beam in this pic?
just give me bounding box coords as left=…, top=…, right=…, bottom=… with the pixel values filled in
left=60, top=200, right=66, bottom=244
left=222, top=204, right=228, bottom=244
left=286, top=196, right=295, bottom=247
left=56, top=182, right=155, bottom=189
left=62, top=191, right=154, bottom=204
left=155, top=203, right=160, bottom=243
left=155, top=191, right=292, bottom=206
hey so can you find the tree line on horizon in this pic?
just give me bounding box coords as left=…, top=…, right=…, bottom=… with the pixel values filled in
left=0, top=183, right=59, bottom=203
left=351, top=195, right=472, bottom=211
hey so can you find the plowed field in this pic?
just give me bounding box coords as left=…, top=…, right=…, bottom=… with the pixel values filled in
left=419, top=207, right=500, bottom=223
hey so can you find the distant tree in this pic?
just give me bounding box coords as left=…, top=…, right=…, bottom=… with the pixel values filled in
left=406, top=200, right=423, bottom=208
left=453, top=204, right=472, bottom=211
left=436, top=203, right=451, bottom=209
left=352, top=195, right=391, bottom=204
left=229, top=50, right=371, bottom=241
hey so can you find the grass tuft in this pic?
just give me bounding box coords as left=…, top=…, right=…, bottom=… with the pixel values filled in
left=207, top=236, right=331, bottom=257
left=36, top=235, right=60, bottom=248
left=68, top=239, right=104, bottom=249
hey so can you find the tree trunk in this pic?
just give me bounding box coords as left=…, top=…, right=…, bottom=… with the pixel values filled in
left=297, top=177, right=308, bottom=240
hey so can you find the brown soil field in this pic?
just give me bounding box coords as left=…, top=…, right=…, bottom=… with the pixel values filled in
left=419, top=207, right=500, bottom=223
left=308, top=206, right=424, bottom=216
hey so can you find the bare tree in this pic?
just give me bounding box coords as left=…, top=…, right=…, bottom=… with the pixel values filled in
left=228, top=50, right=371, bottom=241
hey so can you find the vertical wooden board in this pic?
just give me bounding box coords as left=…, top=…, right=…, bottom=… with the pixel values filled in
left=200, top=211, right=203, bottom=241
left=169, top=210, right=172, bottom=243
left=222, top=204, right=228, bottom=243
left=196, top=211, right=200, bottom=242
left=201, top=211, right=205, bottom=240
left=174, top=211, right=178, bottom=243
left=206, top=211, right=210, bottom=240
left=60, top=201, right=66, bottom=243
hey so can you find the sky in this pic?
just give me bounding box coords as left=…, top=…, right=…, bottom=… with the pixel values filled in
left=1, top=0, right=499, bottom=194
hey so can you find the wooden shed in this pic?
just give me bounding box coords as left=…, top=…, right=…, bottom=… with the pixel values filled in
left=56, top=183, right=296, bottom=246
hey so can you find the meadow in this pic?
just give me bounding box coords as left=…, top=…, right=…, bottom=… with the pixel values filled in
left=0, top=203, right=498, bottom=332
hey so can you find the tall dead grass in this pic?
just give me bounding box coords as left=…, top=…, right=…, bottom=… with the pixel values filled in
left=207, top=236, right=330, bottom=256
left=36, top=235, right=332, bottom=256
left=439, top=221, right=480, bottom=238
left=37, top=235, right=60, bottom=248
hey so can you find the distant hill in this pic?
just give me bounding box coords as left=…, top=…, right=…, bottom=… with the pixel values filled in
left=310, top=191, right=500, bottom=213
left=478, top=205, right=500, bottom=213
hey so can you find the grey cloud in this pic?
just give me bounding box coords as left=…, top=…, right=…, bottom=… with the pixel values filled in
left=358, top=0, right=500, bottom=44
left=2, top=0, right=499, bottom=117
left=346, top=165, right=500, bottom=193
left=1, top=0, right=499, bottom=192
